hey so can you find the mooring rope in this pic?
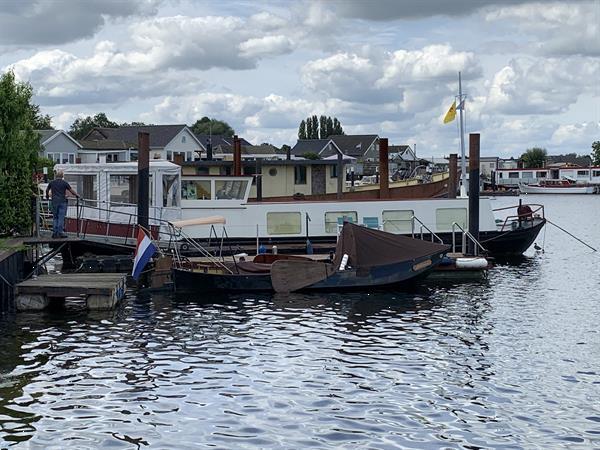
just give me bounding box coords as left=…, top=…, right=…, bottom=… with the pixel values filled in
left=546, top=219, right=597, bottom=252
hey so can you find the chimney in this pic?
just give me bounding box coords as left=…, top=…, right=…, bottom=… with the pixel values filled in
left=448, top=153, right=458, bottom=198
left=378, top=138, right=389, bottom=199
left=286, top=146, right=291, bottom=160
left=233, top=135, right=242, bottom=176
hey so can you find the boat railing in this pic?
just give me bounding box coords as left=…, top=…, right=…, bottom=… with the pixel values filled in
left=168, top=224, right=234, bottom=274
left=410, top=215, right=444, bottom=244
left=451, top=222, right=487, bottom=255
left=493, top=203, right=545, bottom=232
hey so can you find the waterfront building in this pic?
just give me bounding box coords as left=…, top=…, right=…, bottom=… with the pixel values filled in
left=36, top=129, right=81, bottom=164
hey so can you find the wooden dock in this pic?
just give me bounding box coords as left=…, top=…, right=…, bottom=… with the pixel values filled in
left=15, top=273, right=127, bottom=311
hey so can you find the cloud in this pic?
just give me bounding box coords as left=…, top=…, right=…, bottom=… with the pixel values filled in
left=301, top=45, right=481, bottom=109
left=483, top=57, right=600, bottom=115
left=486, top=1, right=600, bottom=56
left=551, top=121, right=600, bottom=146
left=329, top=0, right=547, bottom=20
left=0, top=0, right=161, bottom=46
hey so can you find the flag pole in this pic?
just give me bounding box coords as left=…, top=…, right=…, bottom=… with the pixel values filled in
left=458, top=71, right=467, bottom=197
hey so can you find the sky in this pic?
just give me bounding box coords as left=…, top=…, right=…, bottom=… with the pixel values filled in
left=1, top=0, right=599, bottom=158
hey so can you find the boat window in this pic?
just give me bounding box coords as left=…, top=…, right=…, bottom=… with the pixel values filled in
left=163, top=174, right=180, bottom=207
left=295, top=165, right=307, bottom=185
left=435, top=208, right=467, bottom=232
left=215, top=180, right=248, bottom=200
left=64, top=174, right=98, bottom=206
left=382, top=210, right=413, bottom=233
left=110, top=175, right=138, bottom=205
left=577, top=170, right=589, bottom=176
left=182, top=180, right=211, bottom=200
left=267, top=212, right=302, bottom=234
left=508, top=172, right=519, bottom=179
left=537, top=171, right=547, bottom=178
left=521, top=172, right=533, bottom=178
left=325, top=211, right=357, bottom=233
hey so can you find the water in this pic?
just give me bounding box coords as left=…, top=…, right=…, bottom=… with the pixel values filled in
left=1, top=195, right=599, bottom=449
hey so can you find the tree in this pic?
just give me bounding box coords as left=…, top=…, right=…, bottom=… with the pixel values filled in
left=120, top=121, right=150, bottom=127
left=0, top=71, right=40, bottom=234
left=297, top=115, right=345, bottom=139
left=302, top=152, right=321, bottom=160
left=521, top=147, right=547, bottom=168
left=190, top=117, right=235, bottom=137
left=298, top=120, right=307, bottom=139
left=592, top=141, right=600, bottom=166
left=30, top=104, right=53, bottom=129
left=69, top=113, right=119, bottom=140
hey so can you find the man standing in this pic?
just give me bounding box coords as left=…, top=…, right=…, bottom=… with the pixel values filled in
left=45, top=170, right=79, bottom=238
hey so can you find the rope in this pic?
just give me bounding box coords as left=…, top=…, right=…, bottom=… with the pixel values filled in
left=546, top=219, right=597, bottom=252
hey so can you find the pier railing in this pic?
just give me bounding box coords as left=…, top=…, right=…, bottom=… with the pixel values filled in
left=410, top=215, right=444, bottom=244
left=451, top=222, right=487, bottom=255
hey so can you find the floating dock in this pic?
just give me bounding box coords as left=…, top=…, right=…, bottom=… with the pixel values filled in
left=15, top=273, right=127, bottom=311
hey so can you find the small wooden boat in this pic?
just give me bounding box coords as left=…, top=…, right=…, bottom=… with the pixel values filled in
left=519, top=178, right=597, bottom=194
left=172, top=223, right=450, bottom=293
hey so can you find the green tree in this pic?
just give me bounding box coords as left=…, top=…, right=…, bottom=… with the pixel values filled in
left=69, top=113, right=119, bottom=140
left=306, top=117, right=313, bottom=140
left=333, top=117, right=344, bottom=135
left=302, top=152, right=321, bottom=160
left=298, top=120, right=307, bottom=139
left=190, top=117, right=235, bottom=137
left=592, top=141, right=600, bottom=166
left=311, top=115, right=319, bottom=139
left=326, top=116, right=334, bottom=137
left=521, top=147, right=547, bottom=168
left=319, top=115, right=327, bottom=139
left=120, top=121, right=150, bottom=127
left=30, top=104, right=53, bottom=129
left=0, top=71, right=40, bottom=234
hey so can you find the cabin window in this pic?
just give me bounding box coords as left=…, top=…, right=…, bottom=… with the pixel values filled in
left=508, top=172, right=519, bottom=179
left=110, top=175, right=138, bottom=205
left=163, top=174, right=180, bottom=207
left=537, top=171, right=547, bottom=178
left=64, top=174, right=98, bottom=206
left=593, top=170, right=600, bottom=177
left=182, top=180, right=211, bottom=200
left=521, top=172, right=533, bottom=178
left=325, top=211, right=357, bottom=233
left=68, top=154, right=75, bottom=164
left=577, top=170, right=589, bottom=176
left=215, top=180, right=248, bottom=200
left=382, top=210, right=414, bottom=233
left=267, top=212, right=302, bottom=235
left=294, top=165, right=307, bottom=184
left=498, top=173, right=503, bottom=178
left=435, top=208, right=467, bottom=232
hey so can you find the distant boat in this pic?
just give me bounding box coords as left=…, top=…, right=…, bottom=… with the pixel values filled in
left=519, top=178, right=597, bottom=194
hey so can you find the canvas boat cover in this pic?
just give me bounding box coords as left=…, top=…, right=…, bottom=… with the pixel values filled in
left=334, top=223, right=450, bottom=269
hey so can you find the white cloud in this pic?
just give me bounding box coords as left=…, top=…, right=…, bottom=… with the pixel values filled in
left=239, top=35, right=293, bottom=58
left=551, top=121, right=600, bottom=146
left=486, top=1, right=600, bottom=56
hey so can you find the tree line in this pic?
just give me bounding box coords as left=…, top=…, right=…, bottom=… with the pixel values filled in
left=298, top=115, right=344, bottom=140
left=521, top=145, right=600, bottom=168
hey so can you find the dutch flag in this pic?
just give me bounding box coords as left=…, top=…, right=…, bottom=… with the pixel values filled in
left=132, top=228, right=157, bottom=280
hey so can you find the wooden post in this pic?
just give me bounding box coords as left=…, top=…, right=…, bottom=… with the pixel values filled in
left=233, top=135, right=242, bottom=176
left=137, top=132, right=150, bottom=231
left=468, top=134, right=480, bottom=255
left=336, top=150, right=343, bottom=199
left=379, top=138, right=389, bottom=199
left=448, top=153, right=458, bottom=198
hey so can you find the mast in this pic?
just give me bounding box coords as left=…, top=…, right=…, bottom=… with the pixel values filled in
left=458, top=72, right=467, bottom=196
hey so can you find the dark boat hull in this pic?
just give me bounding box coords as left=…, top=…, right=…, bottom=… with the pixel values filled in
left=173, top=250, right=446, bottom=294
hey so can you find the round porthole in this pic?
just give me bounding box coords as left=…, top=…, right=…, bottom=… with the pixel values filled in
left=269, top=168, right=277, bottom=176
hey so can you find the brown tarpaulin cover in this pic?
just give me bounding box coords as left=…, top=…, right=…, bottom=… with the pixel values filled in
left=334, top=223, right=450, bottom=269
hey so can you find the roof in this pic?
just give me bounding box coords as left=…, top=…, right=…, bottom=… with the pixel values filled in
left=195, top=134, right=252, bottom=148
left=83, top=125, right=188, bottom=148
left=291, top=139, right=330, bottom=156
left=389, top=145, right=416, bottom=161
left=36, top=129, right=82, bottom=148
left=214, top=143, right=281, bottom=155
left=547, top=154, right=593, bottom=167
left=36, top=129, right=58, bottom=144
left=328, top=134, right=379, bottom=157
left=79, top=139, right=134, bottom=150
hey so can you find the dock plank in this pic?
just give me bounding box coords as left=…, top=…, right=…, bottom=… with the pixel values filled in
left=16, top=273, right=127, bottom=297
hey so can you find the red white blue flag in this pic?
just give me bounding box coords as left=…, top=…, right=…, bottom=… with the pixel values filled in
left=132, top=228, right=157, bottom=280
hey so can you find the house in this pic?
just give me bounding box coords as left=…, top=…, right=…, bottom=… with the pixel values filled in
left=82, top=125, right=203, bottom=162
left=37, top=129, right=82, bottom=164
left=194, top=134, right=253, bottom=160
left=78, top=139, right=137, bottom=163
left=291, top=135, right=379, bottom=175
left=480, top=156, right=500, bottom=179
left=389, top=145, right=419, bottom=176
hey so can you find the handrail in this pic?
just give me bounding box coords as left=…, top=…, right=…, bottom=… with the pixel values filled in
left=410, top=215, right=444, bottom=244
left=451, top=222, right=487, bottom=255
left=493, top=203, right=545, bottom=232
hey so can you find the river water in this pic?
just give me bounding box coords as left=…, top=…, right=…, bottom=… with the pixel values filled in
left=1, top=195, right=599, bottom=449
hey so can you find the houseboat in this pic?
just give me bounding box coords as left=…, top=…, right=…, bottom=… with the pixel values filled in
left=53, top=161, right=546, bottom=257
left=519, top=178, right=597, bottom=194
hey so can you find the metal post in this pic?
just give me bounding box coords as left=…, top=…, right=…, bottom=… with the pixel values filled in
left=379, top=138, right=389, bottom=199
left=35, top=195, right=40, bottom=238
left=336, top=150, right=344, bottom=199
left=458, top=71, right=467, bottom=196
left=137, top=132, right=150, bottom=232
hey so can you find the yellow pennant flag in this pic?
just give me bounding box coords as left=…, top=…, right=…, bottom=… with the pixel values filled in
left=443, top=100, right=456, bottom=124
